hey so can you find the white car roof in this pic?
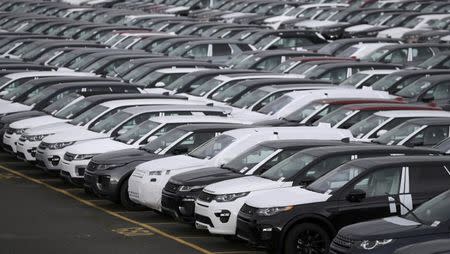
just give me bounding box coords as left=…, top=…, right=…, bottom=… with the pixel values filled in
left=417, top=14, right=450, bottom=19
left=222, top=126, right=352, bottom=139
left=147, top=115, right=246, bottom=124
left=285, top=88, right=390, bottom=99
left=156, top=68, right=208, bottom=74
left=350, top=43, right=395, bottom=50
left=4, top=71, right=94, bottom=79
left=357, top=69, right=398, bottom=75
left=297, top=3, right=348, bottom=8
left=98, top=99, right=194, bottom=108
left=216, top=74, right=302, bottom=82
left=375, top=110, right=450, bottom=118
left=120, top=104, right=231, bottom=114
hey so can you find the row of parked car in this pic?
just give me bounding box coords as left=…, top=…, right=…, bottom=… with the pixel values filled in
left=0, top=0, right=449, bottom=253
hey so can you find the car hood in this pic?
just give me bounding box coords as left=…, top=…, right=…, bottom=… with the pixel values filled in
left=204, top=175, right=289, bottom=195
left=222, top=12, right=256, bottom=19
left=43, top=128, right=108, bottom=143
left=377, top=27, right=412, bottom=39
left=64, top=138, right=132, bottom=155
left=246, top=187, right=331, bottom=207
left=298, top=20, right=340, bottom=28
left=0, top=103, right=32, bottom=114
left=265, top=16, right=295, bottom=23
left=134, top=154, right=205, bottom=172
left=170, top=167, right=242, bottom=186
left=91, top=148, right=162, bottom=165
left=10, top=115, right=68, bottom=129
left=338, top=216, right=435, bottom=240
left=0, top=110, right=46, bottom=124
left=25, top=122, right=80, bottom=135
left=254, top=119, right=299, bottom=126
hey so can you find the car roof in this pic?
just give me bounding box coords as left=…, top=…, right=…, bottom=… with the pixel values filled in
left=216, top=73, right=299, bottom=81
left=233, top=78, right=331, bottom=86
left=257, top=139, right=349, bottom=149
left=375, top=110, right=450, bottom=117
left=313, top=98, right=401, bottom=105
left=382, top=69, right=450, bottom=76
left=414, top=74, right=450, bottom=83
left=313, top=62, right=399, bottom=68
left=155, top=67, right=208, bottom=74
left=345, top=155, right=450, bottom=170
left=301, top=145, right=441, bottom=157
left=356, top=70, right=398, bottom=75
left=146, top=115, right=245, bottom=124
left=120, top=104, right=230, bottom=114
left=338, top=103, right=439, bottom=110
left=174, top=123, right=249, bottom=132
left=378, top=43, right=450, bottom=50
left=403, top=117, right=450, bottom=125
left=85, top=93, right=186, bottom=102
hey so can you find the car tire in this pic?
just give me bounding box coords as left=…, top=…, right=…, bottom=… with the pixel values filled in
left=284, top=223, right=330, bottom=254
left=120, top=178, right=146, bottom=211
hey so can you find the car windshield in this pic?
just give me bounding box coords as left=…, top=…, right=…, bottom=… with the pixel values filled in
left=69, top=105, right=108, bottom=126
left=115, top=120, right=161, bottom=144
left=189, top=78, right=222, bottom=96
left=374, top=122, right=422, bottom=145
left=283, top=102, right=326, bottom=122
left=339, top=73, right=368, bottom=87
left=42, top=93, right=82, bottom=115
left=272, top=60, right=298, bottom=73
left=89, top=111, right=132, bottom=133
left=371, top=74, right=403, bottom=91
left=395, top=79, right=431, bottom=98
left=123, top=64, right=149, bottom=81
left=258, top=95, right=293, bottom=115
left=261, top=152, right=316, bottom=181
left=404, top=190, right=450, bottom=226
left=22, top=87, right=56, bottom=106
left=315, top=109, right=355, bottom=127
left=349, top=115, right=388, bottom=138
left=164, top=73, right=196, bottom=92
left=82, top=57, right=108, bottom=72
left=167, top=43, right=191, bottom=57
left=135, top=71, right=165, bottom=87
left=48, top=51, right=78, bottom=67
left=226, top=53, right=254, bottom=67
left=68, top=54, right=98, bottom=70
left=224, top=145, right=277, bottom=173
left=254, top=35, right=278, bottom=50
left=54, top=99, right=93, bottom=119
left=308, top=164, right=366, bottom=194
left=141, top=128, right=189, bottom=153
left=234, top=55, right=261, bottom=69
left=1, top=82, right=37, bottom=101
left=417, top=55, right=448, bottom=69
left=361, top=49, right=389, bottom=62
left=211, top=83, right=247, bottom=102
left=289, top=62, right=317, bottom=75
left=404, top=17, right=423, bottom=29
left=232, top=88, right=269, bottom=109
left=188, top=134, right=235, bottom=159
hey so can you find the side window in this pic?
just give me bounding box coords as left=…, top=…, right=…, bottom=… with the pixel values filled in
left=184, top=44, right=208, bottom=58
left=253, top=91, right=287, bottom=111
left=353, top=167, right=402, bottom=197
left=111, top=86, right=139, bottom=93
left=342, top=110, right=376, bottom=129
left=409, top=165, right=450, bottom=194
left=320, top=68, right=348, bottom=83
left=114, top=112, right=159, bottom=136
left=362, top=75, right=384, bottom=87
left=163, top=111, right=192, bottom=116
left=432, top=82, right=450, bottom=100
left=212, top=44, right=231, bottom=56
left=441, top=59, right=450, bottom=69
left=302, top=155, right=353, bottom=180
left=382, top=49, right=407, bottom=65
left=236, top=44, right=252, bottom=51
left=172, top=132, right=215, bottom=153
left=405, top=125, right=450, bottom=146
left=254, top=56, right=282, bottom=71
left=369, top=118, right=411, bottom=138
left=393, top=76, right=421, bottom=92
left=411, top=47, right=433, bottom=62
left=257, top=150, right=297, bottom=174
left=141, top=123, right=181, bottom=145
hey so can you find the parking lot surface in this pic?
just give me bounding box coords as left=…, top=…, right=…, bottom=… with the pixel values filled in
left=0, top=152, right=265, bottom=254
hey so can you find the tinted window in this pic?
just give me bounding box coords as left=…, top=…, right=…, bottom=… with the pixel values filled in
left=383, top=49, right=407, bottom=65
left=405, top=125, right=450, bottom=146
left=410, top=165, right=450, bottom=194
left=411, top=47, right=433, bottom=62
left=353, top=167, right=402, bottom=197
left=212, top=44, right=231, bottom=56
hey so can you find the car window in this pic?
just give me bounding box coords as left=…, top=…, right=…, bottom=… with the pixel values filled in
left=319, top=68, right=348, bottom=83
left=362, top=74, right=385, bottom=87
left=173, top=132, right=216, bottom=153
left=212, top=44, right=231, bottom=56
left=254, top=56, right=282, bottom=71
left=303, top=155, right=352, bottom=180
left=383, top=49, right=407, bottom=65
left=113, top=112, right=160, bottom=136
left=432, top=82, right=450, bottom=100
left=405, top=125, right=450, bottom=146
left=411, top=47, right=433, bottom=62
left=352, top=167, right=401, bottom=197
left=409, top=165, right=450, bottom=194
left=184, top=44, right=208, bottom=58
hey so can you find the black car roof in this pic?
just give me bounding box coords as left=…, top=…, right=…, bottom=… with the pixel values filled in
left=315, top=62, right=399, bottom=68
left=24, top=76, right=119, bottom=86
left=45, top=81, right=137, bottom=90
left=385, top=69, right=450, bottom=76
left=302, top=145, right=441, bottom=157
left=415, top=74, right=450, bottom=84
left=379, top=43, right=450, bottom=50
left=403, top=117, right=450, bottom=125
left=84, top=93, right=187, bottom=102
left=345, top=155, right=449, bottom=170
left=180, top=39, right=249, bottom=45
left=234, top=78, right=331, bottom=86
left=248, top=50, right=323, bottom=57
left=259, top=139, right=350, bottom=149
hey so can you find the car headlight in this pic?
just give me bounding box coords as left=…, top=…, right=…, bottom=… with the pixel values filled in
left=178, top=185, right=205, bottom=192
left=13, top=128, right=27, bottom=135
left=256, top=206, right=293, bottom=216
left=96, top=163, right=124, bottom=170
left=47, top=141, right=75, bottom=150
left=214, top=192, right=249, bottom=202
left=24, top=133, right=53, bottom=142
left=359, top=239, right=394, bottom=250
left=74, top=154, right=98, bottom=160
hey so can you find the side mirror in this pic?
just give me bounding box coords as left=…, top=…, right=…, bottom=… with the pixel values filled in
left=155, top=81, right=165, bottom=87
left=147, top=136, right=158, bottom=143
left=422, top=94, right=434, bottom=102
left=298, top=176, right=316, bottom=186
left=346, top=189, right=366, bottom=202
left=171, top=146, right=189, bottom=155
left=376, top=129, right=388, bottom=137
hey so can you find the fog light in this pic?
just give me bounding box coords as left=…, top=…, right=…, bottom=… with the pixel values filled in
left=50, top=156, right=60, bottom=166
left=77, top=167, right=85, bottom=176
left=29, top=148, right=36, bottom=157
left=215, top=210, right=231, bottom=223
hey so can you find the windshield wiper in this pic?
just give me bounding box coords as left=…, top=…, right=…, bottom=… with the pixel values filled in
left=220, top=165, right=239, bottom=173
left=280, top=117, right=299, bottom=123
left=386, top=193, right=426, bottom=225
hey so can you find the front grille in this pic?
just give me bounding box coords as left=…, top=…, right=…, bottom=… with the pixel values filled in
left=198, top=191, right=215, bottom=203
left=164, top=181, right=180, bottom=193
left=19, top=136, right=26, bottom=142
left=64, top=152, right=76, bottom=161
left=332, top=234, right=356, bottom=249
left=87, top=161, right=98, bottom=172
left=39, top=142, right=49, bottom=150
left=240, top=204, right=257, bottom=216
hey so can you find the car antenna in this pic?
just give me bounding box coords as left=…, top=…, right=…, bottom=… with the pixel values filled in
left=385, top=193, right=425, bottom=225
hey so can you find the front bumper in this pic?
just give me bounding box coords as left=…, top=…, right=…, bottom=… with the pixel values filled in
left=194, top=197, right=248, bottom=235
left=3, top=132, right=20, bottom=154
left=128, top=170, right=168, bottom=212
left=161, top=189, right=200, bottom=223
left=61, top=158, right=90, bottom=180
left=35, top=147, right=66, bottom=172
left=236, top=212, right=280, bottom=248
left=16, top=140, right=39, bottom=161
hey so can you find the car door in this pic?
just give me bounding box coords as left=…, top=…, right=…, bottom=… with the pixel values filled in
left=333, top=166, right=403, bottom=229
